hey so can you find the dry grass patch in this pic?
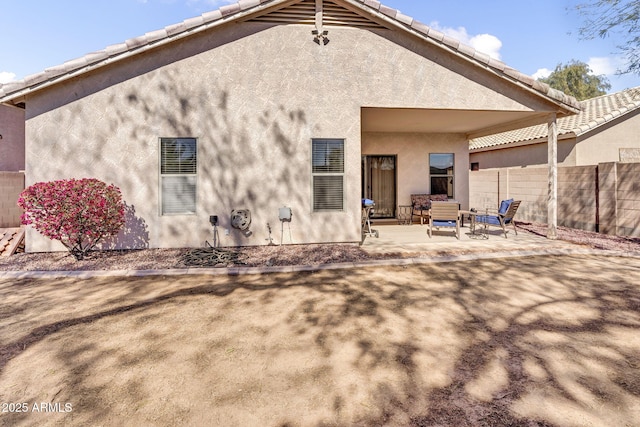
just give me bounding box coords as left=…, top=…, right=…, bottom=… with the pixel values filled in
left=1, top=255, right=640, bottom=426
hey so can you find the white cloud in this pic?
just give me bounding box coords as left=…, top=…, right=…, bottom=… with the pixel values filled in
left=532, top=68, right=552, bottom=80
left=0, top=72, right=16, bottom=84
left=588, top=56, right=618, bottom=76
left=429, top=21, right=502, bottom=60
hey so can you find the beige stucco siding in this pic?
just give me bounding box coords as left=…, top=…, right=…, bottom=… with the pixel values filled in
left=0, top=104, right=25, bottom=172
left=576, top=111, right=640, bottom=165
left=470, top=139, right=577, bottom=170
left=362, top=132, right=469, bottom=209
left=24, top=22, right=556, bottom=251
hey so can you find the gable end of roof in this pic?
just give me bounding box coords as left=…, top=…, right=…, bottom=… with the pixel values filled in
left=1, top=0, right=581, bottom=114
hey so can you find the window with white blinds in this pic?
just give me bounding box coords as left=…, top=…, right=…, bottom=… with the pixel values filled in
left=160, top=138, right=197, bottom=215
left=312, top=138, right=344, bottom=211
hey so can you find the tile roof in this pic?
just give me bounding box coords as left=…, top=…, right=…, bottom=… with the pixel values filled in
left=0, top=0, right=581, bottom=113
left=470, top=86, right=640, bottom=151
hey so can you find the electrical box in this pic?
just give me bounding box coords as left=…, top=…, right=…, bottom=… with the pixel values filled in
left=279, top=207, right=292, bottom=222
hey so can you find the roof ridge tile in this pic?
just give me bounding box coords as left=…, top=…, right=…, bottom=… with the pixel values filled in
left=379, top=5, right=397, bottom=18
left=220, top=3, right=241, bottom=16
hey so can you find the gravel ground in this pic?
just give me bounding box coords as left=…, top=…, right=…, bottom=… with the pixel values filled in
left=517, top=222, right=640, bottom=253
left=1, top=222, right=639, bottom=272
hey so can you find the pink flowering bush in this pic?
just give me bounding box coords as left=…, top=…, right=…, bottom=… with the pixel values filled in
left=18, top=178, right=126, bottom=260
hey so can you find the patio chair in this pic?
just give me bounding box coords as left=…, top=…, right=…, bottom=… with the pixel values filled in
left=411, top=194, right=448, bottom=225
left=428, top=201, right=461, bottom=239
left=473, top=199, right=521, bottom=238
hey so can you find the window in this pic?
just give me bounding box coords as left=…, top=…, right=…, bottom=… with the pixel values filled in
left=312, top=138, right=344, bottom=211
left=470, top=162, right=479, bottom=171
left=429, top=153, right=454, bottom=198
left=160, top=137, right=197, bottom=215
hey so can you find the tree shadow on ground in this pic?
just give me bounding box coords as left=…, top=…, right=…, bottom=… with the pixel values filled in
left=1, top=254, right=639, bottom=426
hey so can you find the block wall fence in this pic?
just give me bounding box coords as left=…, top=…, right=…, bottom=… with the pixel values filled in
left=0, top=172, right=24, bottom=228
left=470, top=162, right=640, bottom=237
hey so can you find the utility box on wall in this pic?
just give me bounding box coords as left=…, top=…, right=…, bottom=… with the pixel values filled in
left=279, top=207, right=292, bottom=222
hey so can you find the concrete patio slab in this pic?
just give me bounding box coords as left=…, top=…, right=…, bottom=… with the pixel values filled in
left=360, top=223, right=581, bottom=254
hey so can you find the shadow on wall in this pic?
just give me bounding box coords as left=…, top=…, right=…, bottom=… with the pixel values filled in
left=100, top=203, right=149, bottom=250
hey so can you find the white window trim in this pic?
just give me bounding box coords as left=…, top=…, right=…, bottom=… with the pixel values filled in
left=429, top=152, right=455, bottom=199
left=159, top=137, right=198, bottom=216
left=311, top=138, right=345, bottom=212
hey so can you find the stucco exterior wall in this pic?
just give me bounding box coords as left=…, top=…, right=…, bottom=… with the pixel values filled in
left=24, top=21, right=559, bottom=251
left=576, top=111, right=640, bottom=165
left=0, top=104, right=25, bottom=172
left=469, top=139, right=577, bottom=170
left=362, top=132, right=469, bottom=210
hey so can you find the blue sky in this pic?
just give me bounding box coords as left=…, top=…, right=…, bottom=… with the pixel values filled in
left=1, top=0, right=639, bottom=93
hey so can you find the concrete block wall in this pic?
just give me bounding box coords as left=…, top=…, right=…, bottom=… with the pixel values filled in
left=470, top=165, right=599, bottom=232
left=0, top=172, right=24, bottom=227
left=598, top=163, right=617, bottom=235
left=615, top=163, right=640, bottom=237
left=469, top=170, right=499, bottom=211
left=506, top=169, right=548, bottom=224
left=470, top=168, right=550, bottom=224
left=558, top=166, right=598, bottom=231
left=0, top=104, right=26, bottom=171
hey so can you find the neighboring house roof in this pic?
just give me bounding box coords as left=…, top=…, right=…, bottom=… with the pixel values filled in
left=470, top=86, right=640, bottom=151
left=0, top=0, right=580, bottom=114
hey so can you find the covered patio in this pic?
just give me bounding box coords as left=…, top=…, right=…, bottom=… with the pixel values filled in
left=360, top=105, right=577, bottom=241
left=360, top=221, right=583, bottom=255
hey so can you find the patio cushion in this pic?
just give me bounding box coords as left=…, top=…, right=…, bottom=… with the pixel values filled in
left=499, top=199, right=514, bottom=215
left=475, top=215, right=501, bottom=225
left=411, top=194, right=431, bottom=210
left=410, top=194, right=450, bottom=210
left=433, top=220, right=456, bottom=227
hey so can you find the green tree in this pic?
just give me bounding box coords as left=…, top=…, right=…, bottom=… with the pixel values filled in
left=575, top=0, right=640, bottom=75
left=538, top=60, right=611, bottom=100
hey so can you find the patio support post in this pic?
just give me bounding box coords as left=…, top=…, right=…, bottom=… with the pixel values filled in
left=547, top=113, right=558, bottom=239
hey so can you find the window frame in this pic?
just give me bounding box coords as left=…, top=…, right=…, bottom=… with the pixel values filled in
left=429, top=153, right=455, bottom=199
left=159, top=137, right=198, bottom=216
left=311, top=138, right=345, bottom=212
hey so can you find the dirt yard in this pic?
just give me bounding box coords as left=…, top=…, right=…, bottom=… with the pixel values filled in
left=1, top=254, right=639, bottom=426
